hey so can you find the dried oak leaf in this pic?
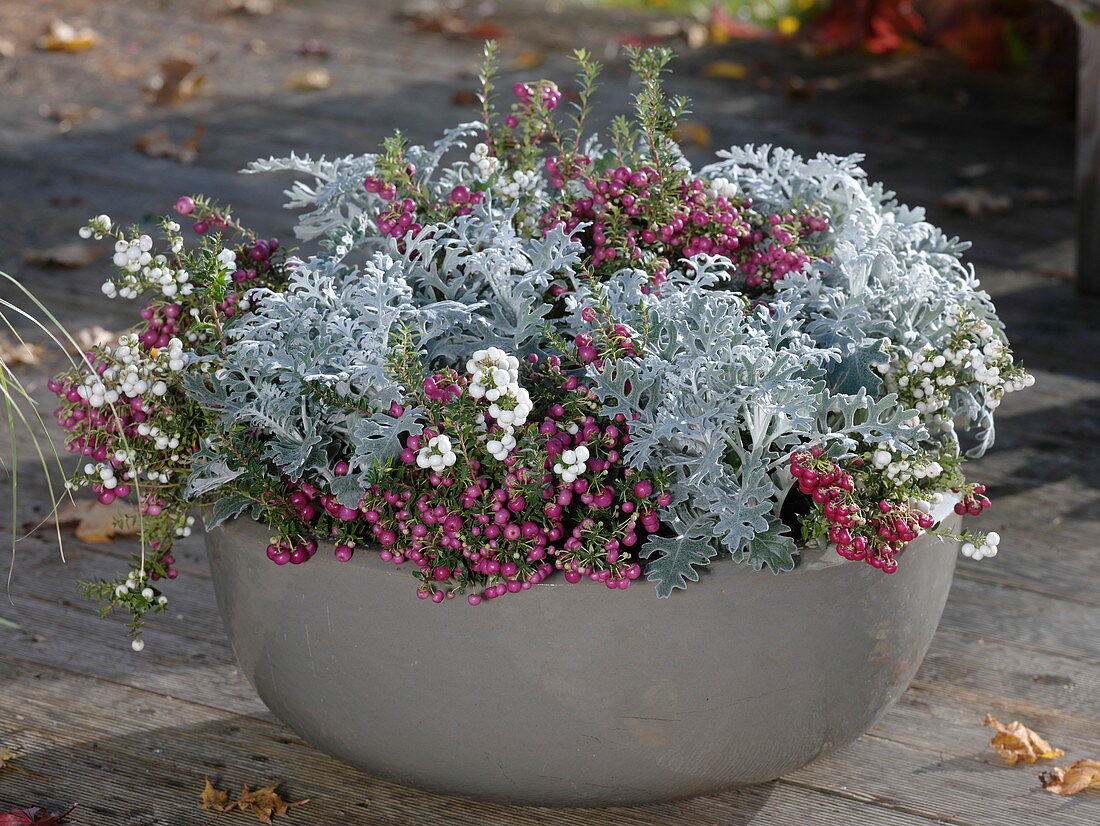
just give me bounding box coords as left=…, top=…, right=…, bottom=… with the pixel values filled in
left=1040, top=759, right=1100, bottom=796
left=36, top=19, right=99, bottom=52
left=285, top=67, right=332, bottom=91
left=404, top=5, right=505, bottom=40
left=0, top=747, right=17, bottom=769
left=672, top=120, right=712, bottom=149
left=237, top=785, right=309, bottom=825
left=72, top=325, right=121, bottom=351
left=147, top=59, right=208, bottom=106
left=510, top=49, right=544, bottom=70
left=0, top=806, right=74, bottom=826
left=24, top=241, right=101, bottom=268
left=702, top=60, right=748, bottom=80
left=941, top=187, right=1012, bottom=217
left=0, top=336, right=43, bottom=366
left=39, top=102, right=101, bottom=134
left=227, top=0, right=276, bottom=15
left=48, top=499, right=139, bottom=544
left=984, top=713, right=1065, bottom=765
left=134, top=126, right=206, bottom=165
left=199, top=778, right=236, bottom=813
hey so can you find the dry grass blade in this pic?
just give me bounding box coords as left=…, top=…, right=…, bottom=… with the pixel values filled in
left=0, top=271, right=156, bottom=580
left=0, top=270, right=89, bottom=580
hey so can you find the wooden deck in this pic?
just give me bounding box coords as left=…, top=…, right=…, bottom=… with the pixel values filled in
left=1, top=1, right=1098, bottom=823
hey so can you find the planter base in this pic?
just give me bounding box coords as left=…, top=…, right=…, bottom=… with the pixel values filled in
left=205, top=515, right=958, bottom=806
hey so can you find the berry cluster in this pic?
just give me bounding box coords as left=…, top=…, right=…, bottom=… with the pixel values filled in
left=879, top=306, right=1034, bottom=421
left=247, top=350, right=668, bottom=604
left=544, top=164, right=827, bottom=291
left=953, top=484, right=991, bottom=516
left=363, top=176, right=486, bottom=241
left=790, top=447, right=939, bottom=573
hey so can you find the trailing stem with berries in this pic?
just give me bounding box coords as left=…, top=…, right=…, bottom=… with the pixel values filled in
left=49, top=205, right=288, bottom=645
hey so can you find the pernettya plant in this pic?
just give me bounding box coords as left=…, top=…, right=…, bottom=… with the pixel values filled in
left=48, top=45, right=1032, bottom=647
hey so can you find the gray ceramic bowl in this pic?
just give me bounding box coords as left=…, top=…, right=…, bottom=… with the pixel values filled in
left=205, top=507, right=959, bottom=807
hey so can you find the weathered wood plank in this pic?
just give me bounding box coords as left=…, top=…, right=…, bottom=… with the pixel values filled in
left=0, top=653, right=965, bottom=826
left=1078, top=21, right=1100, bottom=296
left=940, top=575, right=1100, bottom=664
left=1, top=591, right=264, bottom=716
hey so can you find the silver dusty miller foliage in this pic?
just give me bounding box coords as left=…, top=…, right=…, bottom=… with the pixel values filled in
left=189, top=83, right=1023, bottom=597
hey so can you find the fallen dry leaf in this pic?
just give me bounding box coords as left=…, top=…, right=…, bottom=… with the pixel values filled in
left=24, top=241, right=101, bottom=269
left=38, top=103, right=101, bottom=134
left=1034, top=266, right=1074, bottom=281
left=73, top=325, right=121, bottom=351
left=703, top=60, right=748, bottom=80
left=37, top=19, right=99, bottom=52
left=198, top=780, right=308, bottom=824
left=285, top=66, right=332, bottom=91
left=134, top=126, right=206, bottom=165
left=985, top=713, right=1065, bottom=766
left=403, top=4, right=506, bottom=40
left=0, top=807, right=74, bottom=826
left=0, top=337, right=44, bottom=366
left=510, top=49, right=544, bottom=70
left=466, top=20, right=505, bottom=39
left=643, top=18, right=699, bottom=46
left=1040, top=759, right=1100, bottom=796
left=1023, top=187, right=1055, bottom=206
left=0, top=38, right=15, bottom=59
left=238, top=785, right=309, bottom=825
left=941, top=187, right=1012, bottom=217
left=147, top=59, right=208, bottom=106
left=199, top=778, right=236, bottom=813
left=673, top=120, right=712, bottom=149
left=48, top=499, right=139, bottom=544
left=0, top=748, right=16, bottom=769
left=227, top=0, right=276, bottom=14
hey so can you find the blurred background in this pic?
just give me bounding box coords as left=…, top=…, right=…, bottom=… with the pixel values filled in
left=0, top=0, right=1082, bottom=334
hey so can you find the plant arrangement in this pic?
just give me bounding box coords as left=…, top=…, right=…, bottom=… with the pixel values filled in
left=48, top=45, right=1032, bottom=648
